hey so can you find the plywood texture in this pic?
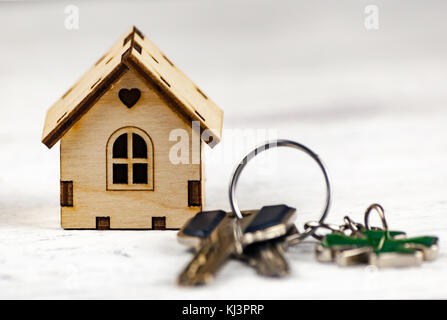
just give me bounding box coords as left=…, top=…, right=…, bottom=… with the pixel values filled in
left=41, top=28, right=132, bottom=148
left=42, top=27, right=223, bottom=149
left=128, top=32, right=223, bottom=146
left=60, top=69, right=202, bottom=229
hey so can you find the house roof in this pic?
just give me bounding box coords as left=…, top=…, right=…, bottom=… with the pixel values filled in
left=41, top=26, right=223, bottom=149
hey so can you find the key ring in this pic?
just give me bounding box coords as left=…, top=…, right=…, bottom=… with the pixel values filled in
left=364, top=203, right=388, bottom=231
left=228, top=139, right=332, bottom=240
left=303, top=221, right=342, bottom=241
left=364, top=203, right=390, bottom=250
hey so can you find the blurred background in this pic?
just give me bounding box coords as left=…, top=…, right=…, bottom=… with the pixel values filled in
left=0, top=0, right=446, bottom=298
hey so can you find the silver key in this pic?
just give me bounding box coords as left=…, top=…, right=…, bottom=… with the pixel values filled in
left=177, top=205, right=296, bottom=286
left=239, top=225, right=299, bottom=277
left=178, top=209, right=298, bottom=278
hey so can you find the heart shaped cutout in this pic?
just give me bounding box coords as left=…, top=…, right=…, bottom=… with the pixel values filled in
left=119, top=88, right=141, bottom=108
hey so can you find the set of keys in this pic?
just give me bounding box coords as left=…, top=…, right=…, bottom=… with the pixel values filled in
left=176, top=139, right=439, bottom=286
left=177, top=205, right=300, bottom=285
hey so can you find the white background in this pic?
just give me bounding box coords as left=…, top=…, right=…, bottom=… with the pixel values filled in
left=0, top=0, right=446, bottom=299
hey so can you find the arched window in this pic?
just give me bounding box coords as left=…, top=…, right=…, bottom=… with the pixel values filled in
left=107, top=127, right=154, bottom=190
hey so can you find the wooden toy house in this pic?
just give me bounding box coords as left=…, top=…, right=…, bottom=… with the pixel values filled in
left=41, top=27, right=223, bottom=230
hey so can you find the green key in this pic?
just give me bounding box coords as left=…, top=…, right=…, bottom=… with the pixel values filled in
left=317, top=229, right=438, bottom=268
left=315, top=204, right=439, bottom=268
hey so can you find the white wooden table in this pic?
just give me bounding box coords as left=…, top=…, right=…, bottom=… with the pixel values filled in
left=0, top=1, right=446, bottom=299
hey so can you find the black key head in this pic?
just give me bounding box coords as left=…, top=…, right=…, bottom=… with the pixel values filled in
left=182, top=210, right=227, bottom=238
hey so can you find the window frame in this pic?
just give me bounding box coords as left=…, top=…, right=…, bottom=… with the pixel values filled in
left=106, top=127, right=154, bottom=191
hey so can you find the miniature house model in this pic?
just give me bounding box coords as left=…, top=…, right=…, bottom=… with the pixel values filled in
left=41, top=27, right=223, bottom=230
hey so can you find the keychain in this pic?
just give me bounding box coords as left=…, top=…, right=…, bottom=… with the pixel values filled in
left=307, top=204, right=439, bottom=268
left=177, top=139, right=440, bottom=285
left=228, top=139, right=439, bottom=268
left=177, top=139, right=331, bottom=285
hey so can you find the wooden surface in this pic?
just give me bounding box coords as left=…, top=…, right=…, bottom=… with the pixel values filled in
left=1, top=0, right=447, bottom=299
left=60, top=68, right=202, bottom=229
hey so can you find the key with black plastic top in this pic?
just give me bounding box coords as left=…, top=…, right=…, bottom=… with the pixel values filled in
left=178, top=209, right=302, bottom=277
left=178, top=208, right=295, bottom=277
left=177, top=209, right=257, bottom=249
left=177, top=204, right=296, bottom=286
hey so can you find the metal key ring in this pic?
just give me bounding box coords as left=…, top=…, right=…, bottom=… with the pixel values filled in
left=364, top=203, right=388, bottom=231
left=228, top=139, right=332, bottom=240
left=303, top=221, right=342, bottom=241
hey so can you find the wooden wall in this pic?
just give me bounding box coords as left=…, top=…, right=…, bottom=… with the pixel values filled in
left=60, top=68, right=202, bottom=229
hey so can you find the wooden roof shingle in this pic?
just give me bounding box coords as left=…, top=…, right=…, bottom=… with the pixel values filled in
left=42, top=26, right=223, bottom=148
